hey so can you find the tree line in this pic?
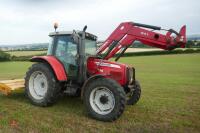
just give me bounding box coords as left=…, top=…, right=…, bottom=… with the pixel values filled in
left=0, top=50, right=11, bottom=61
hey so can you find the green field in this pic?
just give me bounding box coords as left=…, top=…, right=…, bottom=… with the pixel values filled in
left=0, top=54, right=200, bottom=132
left=0, top=62, right=32, bottom=80
left=6, top=51, right=46, bottom=57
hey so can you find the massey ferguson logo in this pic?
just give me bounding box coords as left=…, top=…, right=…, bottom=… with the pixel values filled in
left=95, top=62, right=121, bottom=69
left=141, top=32, right=148, bottom=36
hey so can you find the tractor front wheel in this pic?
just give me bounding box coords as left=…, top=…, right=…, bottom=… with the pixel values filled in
left=25, top=63, right=61, bottom=107
left=126, top=80, right=141, bottom=105
left=83, top=78, right=126, bottom=121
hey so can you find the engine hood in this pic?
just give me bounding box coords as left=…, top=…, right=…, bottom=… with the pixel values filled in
left=87, top=57, right=129, bottom=85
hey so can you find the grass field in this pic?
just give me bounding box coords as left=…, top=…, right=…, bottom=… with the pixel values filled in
left=0, top=54, right=200, bottom=133
left=0, top=62, right=32, bottom=80
left=6, top=51, right=46, bottom=57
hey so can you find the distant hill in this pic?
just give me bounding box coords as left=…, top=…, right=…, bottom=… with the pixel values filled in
left=0, top=43, right=48, bottom=51
left=0, top=34, right=200, bottom=51
left=187, top=34, right=200, bottom=41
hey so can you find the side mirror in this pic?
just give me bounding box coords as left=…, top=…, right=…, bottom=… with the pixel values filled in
left=72, top=35, right=79, bottom=44
left=71, top=30, right=79, bottom=44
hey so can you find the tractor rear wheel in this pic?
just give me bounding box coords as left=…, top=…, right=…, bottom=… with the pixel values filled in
left=25, top=63, right=61, bottom=107
left=126, top=80, right=141, bottom=105
left=83, top=78, right=126, bottom=121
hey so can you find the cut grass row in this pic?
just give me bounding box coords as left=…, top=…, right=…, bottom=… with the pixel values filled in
left=0, top=53, right=200, bottom=132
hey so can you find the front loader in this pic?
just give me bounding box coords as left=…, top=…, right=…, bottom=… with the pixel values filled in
left=0, top=22, right=186, bottom=121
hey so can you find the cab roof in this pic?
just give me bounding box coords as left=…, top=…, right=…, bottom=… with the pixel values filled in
left=49, top=31, right=97, bottom=40
left=49, top=31, right=74, bottom=36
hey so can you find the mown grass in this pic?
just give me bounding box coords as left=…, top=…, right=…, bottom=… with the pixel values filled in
left=0, top=54, right=200, bottom=133
left=6, top=51, right=46, bottom=57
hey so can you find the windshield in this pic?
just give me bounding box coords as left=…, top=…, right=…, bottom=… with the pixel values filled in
left=85, top=39, right=97, bottom=56
left=47, top=37, right=54, bottom=55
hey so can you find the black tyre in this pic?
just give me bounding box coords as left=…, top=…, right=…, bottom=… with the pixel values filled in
left=126, top=80, right=141, bottom=105
left=83, top=78, right=126, bottom=122
left=25, top=63, right=61, bottom=107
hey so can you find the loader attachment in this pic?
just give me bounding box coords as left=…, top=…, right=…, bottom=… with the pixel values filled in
left=97, top=22, right=186, bottom=60
left=0, top=79, right=24, bottom=95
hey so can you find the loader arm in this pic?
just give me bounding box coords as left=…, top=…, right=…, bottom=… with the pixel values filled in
left=97, top=22, right=186, bottom=60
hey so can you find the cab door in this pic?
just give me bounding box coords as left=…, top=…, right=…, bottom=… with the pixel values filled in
left=53, top=35, right=78, bottom=80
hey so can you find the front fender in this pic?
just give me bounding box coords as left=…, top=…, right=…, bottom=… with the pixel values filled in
left=31, top=56, right=67, bottom=81
left=81, top=74, right=106, bottom=99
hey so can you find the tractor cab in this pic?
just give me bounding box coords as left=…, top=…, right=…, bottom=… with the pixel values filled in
left=47, top=30, right=97, bottom=81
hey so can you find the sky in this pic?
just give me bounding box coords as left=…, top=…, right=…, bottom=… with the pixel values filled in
left=0, top=0, right=199, bottom=45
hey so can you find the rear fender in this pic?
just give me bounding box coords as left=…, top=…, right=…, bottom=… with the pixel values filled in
left=31, top=56, right=67, bottom=81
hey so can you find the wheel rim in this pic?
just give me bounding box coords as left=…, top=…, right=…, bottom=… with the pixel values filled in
left=29, top=71, right=48, bottom=100
left=89, top=87, right=115, bottom=115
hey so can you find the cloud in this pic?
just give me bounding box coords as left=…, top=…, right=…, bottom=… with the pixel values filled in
left=0, top=0, right=199, bottom=45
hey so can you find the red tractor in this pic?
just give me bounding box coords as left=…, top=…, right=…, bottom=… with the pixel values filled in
left=25, top=22, right=186, bottom=121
